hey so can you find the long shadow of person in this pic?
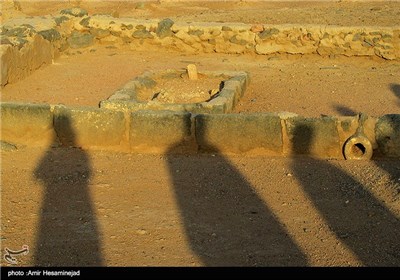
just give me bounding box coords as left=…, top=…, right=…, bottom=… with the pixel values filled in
left=34, top=116, right=103, bottom=266
left=290, top=124, right=400, bottom=266
left=390, top=83, right=400, bottom=106
left=166, top=142, right=307, bottom=266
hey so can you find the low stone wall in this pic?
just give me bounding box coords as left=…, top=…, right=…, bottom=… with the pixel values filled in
left=1, top=8, right=399, bottom=86
left=1, top=102, right=399, bottom=159
left=100, top=70, right=249, bottom=114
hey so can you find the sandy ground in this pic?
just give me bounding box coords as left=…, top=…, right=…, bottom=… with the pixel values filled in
left=2, top=0, right=400, bottom=26
left=2, top=46, right=400, bottom=117
left=1, top=147, right=400, bottom=266
left=1, top=1, right=400, bottom=267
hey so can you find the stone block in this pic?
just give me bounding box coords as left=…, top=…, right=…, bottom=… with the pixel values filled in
left=130, top=110, right=195, bottom=153
left=195, top=113, right=282, bottom=155
left=54, top=106, right=126, bottom=149
left=0, top=102, right=54, bottom=146
left=285, top=116, right=341, bottom=158
left=375, top=114, right=400, bottom=158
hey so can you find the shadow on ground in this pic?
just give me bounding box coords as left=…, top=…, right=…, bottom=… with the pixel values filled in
left=166, top=142, right=307, bottom=266
left=290, top=124, right=400, bottom=266
left=332, top=103, right=358, bottom=116
left=390, top=83, right=400, bottom=107
left=34, top=117, right=103, bottom=266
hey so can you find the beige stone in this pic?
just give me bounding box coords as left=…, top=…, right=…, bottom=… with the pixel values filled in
left=187, top=64, right=198, bottom=80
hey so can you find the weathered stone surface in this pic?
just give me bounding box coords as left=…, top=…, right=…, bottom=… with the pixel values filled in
left=60, top=8, right=88, bottom=17
left=259, top=28, right=279, bottom=40
left=130, top=110, right=195, bottom=153
left=0, top=102, right=54, bottom=146
left=0, top=36, right=12, bottom=45
left=188, top=29, right=204, bottom=36
left=3, top=26, right=35, bottom=37
left=79, top=17, right=91, bottom=27
left=54, top=106, right=126, bottom=149
left=196, top=114, right=282, bottom=154
left=132, top=29, right=153, bottom=39
left=88, top=28, right=109, bottom=39
left=38, top=29, right=61, bottom=42
left=156, top=18, right=174, bottom=39
left=0, top=141, right=17, bottom=151
left=67, top=31, right=94, bottom=48
left=250, top=24, right=264, bottom=33
left=375, top=114, right=400, bottom=158
left=54, top=15, right=70, bottom=26
left=285, top=117, right=341, bottom=158
left=229, top=35, right=247, bottom=45
left=135, top=76, right=157, bottom=88
left=1, top=35, right=53, bottom=86
left=222, top=26, right=232, bottom=31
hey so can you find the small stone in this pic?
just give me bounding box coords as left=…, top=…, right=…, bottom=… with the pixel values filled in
left=54, top=15, right=69, bottom=26
left=121, top=24, right=133, bottom=30
left=222, top=26, right=232, bottom=32
left=250, top=24, right=264, bottom=33
left=229, top=35, right=247, bottom=45
left=4, top=26, right=35, bottom=37
left=38, top=29, right=61, bottom=42
left=0, top=141, right=17, bottom=151
left=188, top=29, right=204, bottom=36
left=135, top=25, right=146, bottom=30
left=187, top=64, right=198, bottom=80
left=60, top=8, right=88, bottom=17
left=259, top=28, right=279, bottom=40
left=132, top=29, right=153, bottom=39
left=79, top=17, right=91, bottom=27
left=67, top=31, right=94, bottom=49
left=136, top=229, right=147, bottom=235
left=156, top=18, right=174, bottom=39
left=89, top=28, right=110, bottom=38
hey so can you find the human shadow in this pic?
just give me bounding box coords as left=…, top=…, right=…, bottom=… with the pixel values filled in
left=166, top=142, right=307, bottom=266
left=33, top=117, right=103, bottom=266
left=390, top=83, right=400, bottom=106
left=290, top=124, right=400, bottom=266
left=332, top=103, right=357, bottom=116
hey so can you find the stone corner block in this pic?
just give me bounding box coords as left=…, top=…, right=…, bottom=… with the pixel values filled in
left=0, top=102, right=54, bottom=146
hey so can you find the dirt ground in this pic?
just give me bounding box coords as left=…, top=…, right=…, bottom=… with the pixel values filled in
left=2, top=46, right=400, bottom=117
left=1, top=1, right=400, bottom=267
left=1, top=147, right=400, bottom=266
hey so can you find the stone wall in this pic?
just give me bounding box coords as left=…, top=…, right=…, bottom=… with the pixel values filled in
left=1, top=102, right=399, bottom=159
left=1, top=8, right=399, bottom=86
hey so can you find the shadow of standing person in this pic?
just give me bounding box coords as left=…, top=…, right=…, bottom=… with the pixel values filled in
left=34, top=116, right=103, bottom=266
left=390, top=83, right=400, bottom=106
left=166, top=142, right=307, bottom=266
left=290, top=124, right=400, bottom=266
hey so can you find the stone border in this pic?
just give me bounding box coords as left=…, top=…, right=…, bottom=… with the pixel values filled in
left=1, top=10, right=399, bottom=86
left=99, top=70, right=249, bottom=114
left=1, top=102, right=399, bottom=159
